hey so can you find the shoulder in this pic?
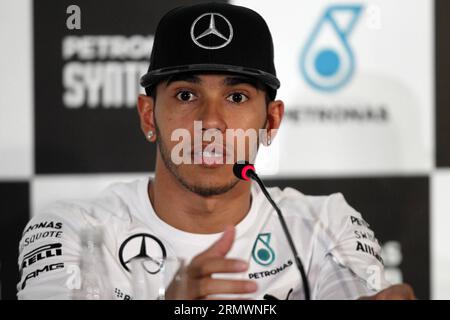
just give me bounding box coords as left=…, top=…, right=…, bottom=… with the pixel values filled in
left=271, top=186, right=389, bottom=292
left=27, top=178, right=147, bottom=230
left=19, top=178, right=147, bottom=255
left=273, top=186, right=361, bottom=227
left=274, top=186, right=373, bottom=248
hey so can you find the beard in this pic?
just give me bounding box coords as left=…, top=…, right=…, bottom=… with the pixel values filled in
left=154, top=122, right=240, bottom=197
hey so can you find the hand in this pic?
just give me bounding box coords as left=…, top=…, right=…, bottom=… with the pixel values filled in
left=360, top=284, right=416, bottom=300
left=165, top=225, right=258, bottom=300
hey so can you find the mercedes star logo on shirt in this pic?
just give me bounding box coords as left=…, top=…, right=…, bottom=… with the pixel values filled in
left=190, top=12, right=233, bottom=49
left=118, top=233, right=167, bottom=274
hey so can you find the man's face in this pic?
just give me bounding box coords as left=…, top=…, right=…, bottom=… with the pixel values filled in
left=151, top=73, right=272, bottom=196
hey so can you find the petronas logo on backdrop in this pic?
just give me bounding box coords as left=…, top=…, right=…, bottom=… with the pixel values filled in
left=300, top=4, right=363, bottom=92
left=252, top=233, right=276, bottom=266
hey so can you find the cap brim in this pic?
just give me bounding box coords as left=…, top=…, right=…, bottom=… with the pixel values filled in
left=140, top=63, right=280, bottom=90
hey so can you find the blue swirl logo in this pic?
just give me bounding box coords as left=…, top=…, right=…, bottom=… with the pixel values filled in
left=252, top=233, right=275, bottom=266
left=300, top=5, right=363, bottom=91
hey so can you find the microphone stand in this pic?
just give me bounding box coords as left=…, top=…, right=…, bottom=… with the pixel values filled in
left=247, top=170, right=311, bottom=300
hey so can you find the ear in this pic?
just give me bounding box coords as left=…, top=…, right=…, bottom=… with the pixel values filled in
left=137, top=94, right=156, bottom=142
left=264, top=100, right=284, bottom=143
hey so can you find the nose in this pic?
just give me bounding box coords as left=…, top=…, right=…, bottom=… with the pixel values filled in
left=198, top=97, right=227, bottom=134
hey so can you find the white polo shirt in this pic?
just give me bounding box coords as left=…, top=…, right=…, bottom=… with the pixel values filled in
left=17, top=177, right=389, bottom=300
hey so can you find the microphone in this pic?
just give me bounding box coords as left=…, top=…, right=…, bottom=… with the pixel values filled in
left=233, top=161, right=311, bottom=300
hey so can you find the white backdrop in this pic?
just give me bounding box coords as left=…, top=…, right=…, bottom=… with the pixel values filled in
left=243, top=0, right=434, bottom=176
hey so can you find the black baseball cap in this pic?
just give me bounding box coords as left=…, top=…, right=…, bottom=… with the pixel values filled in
left=140, top=2, right=280, bottom=97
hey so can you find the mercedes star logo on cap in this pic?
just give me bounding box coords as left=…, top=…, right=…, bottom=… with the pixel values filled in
left=190, top=12, right=233, bottom=50
left=118, top=233, right=167, bottom=274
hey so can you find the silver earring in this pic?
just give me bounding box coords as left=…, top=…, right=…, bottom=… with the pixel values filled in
left=267, top=133, right=271, bottom=146
left=146, top=130, right=154, bottom=141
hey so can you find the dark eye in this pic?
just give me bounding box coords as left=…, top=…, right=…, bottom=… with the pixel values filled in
left=227, top=92, right=248, bottom=103
left=176, top=90, right=196, bottom=102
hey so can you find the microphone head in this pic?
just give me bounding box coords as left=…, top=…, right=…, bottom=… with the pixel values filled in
left=233, top=161, right=256, bottom=181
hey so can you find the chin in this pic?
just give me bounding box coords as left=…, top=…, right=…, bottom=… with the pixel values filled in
left=188, top=173, right=231, bottom=188
left=178, top=167, right=238, bottom=196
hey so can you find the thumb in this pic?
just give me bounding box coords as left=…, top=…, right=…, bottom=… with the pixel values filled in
left=198, top=225, right=236, bottom=259
left=375, top=284, right=416, bottom=300
left=360, top=284, right=416, bottom=300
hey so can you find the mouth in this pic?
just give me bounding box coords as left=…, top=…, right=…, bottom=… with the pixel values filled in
left=191, top=145, right=231, bottom=168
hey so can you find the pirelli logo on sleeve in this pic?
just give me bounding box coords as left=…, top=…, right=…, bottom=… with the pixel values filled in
left=21, top=243, right=63, bottom=269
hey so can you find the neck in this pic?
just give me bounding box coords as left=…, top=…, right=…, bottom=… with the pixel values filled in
left=148, top=156, right=252, bottom=234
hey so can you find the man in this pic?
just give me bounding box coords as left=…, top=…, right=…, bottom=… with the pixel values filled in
left=17, top=2, right=415, bottom=300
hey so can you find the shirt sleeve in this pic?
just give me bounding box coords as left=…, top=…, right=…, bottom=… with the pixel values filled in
left=17, top=202, right=84, bottom=300
left=314, top=254, right=378, bottom=299
left=312, top=193, right=391, bottom=299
